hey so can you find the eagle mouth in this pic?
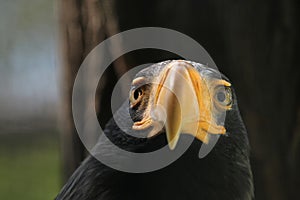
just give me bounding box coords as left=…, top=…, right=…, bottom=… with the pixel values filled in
left=131, top=60, right=231, bottom=149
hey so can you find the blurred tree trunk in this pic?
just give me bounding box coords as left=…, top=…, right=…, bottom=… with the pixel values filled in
left=58, top=0, right=126, bottom=182
left=58, top=0, right=85, bottom=181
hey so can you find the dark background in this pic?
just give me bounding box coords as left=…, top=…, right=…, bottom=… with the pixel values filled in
left=1, top=0, right=299, bottom=199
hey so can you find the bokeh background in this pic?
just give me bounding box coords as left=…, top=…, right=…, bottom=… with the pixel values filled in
left=0, top=0, right=299, bottom=200
left=0, top=1, right=59, bottom=200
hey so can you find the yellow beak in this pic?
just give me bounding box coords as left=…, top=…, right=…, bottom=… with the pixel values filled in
left=152, top=61, right=226, bottom=149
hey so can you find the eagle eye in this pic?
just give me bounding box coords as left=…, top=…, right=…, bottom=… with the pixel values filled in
left=133, top=88, right=143, bottom=100
left=214, top=86, right=232, bottom=108
left=130, top=87, right=144, bottom=107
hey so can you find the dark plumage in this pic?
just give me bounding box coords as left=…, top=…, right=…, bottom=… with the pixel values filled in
left=56, top=60, right=254, bottom=200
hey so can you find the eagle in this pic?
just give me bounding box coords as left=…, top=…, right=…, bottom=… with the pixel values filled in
left=56, top=60, right=254, bottom=200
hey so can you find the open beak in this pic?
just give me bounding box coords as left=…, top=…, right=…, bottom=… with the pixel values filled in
left=151, top=61, right=226, bottom=149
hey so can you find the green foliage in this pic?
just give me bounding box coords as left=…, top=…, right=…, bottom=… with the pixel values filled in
left=0, top=133, right=60, bottom=200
